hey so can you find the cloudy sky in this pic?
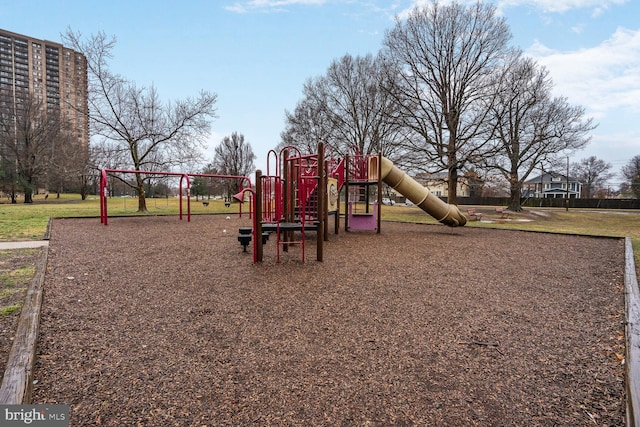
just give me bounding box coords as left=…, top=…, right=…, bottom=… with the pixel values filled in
left=4, top=0, right=639, bottom=186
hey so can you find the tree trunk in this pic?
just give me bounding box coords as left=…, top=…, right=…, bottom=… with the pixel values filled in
left=24, top=188, right=33, bottom=204
left=508, top=179, right=523, bottom=212
left=137, top=191, right=147, bottom=212
left=447, top=167, right=458, bottom=205
left=80, top=175, right=89, bottom=201
left=136, top=184, right=147, bottom=211
left=447, top=131, right=458, bottom=204
left=132, top=170, right=148, bottom=212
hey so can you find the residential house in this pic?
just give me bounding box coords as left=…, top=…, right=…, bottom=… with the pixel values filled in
left=414, top=172, right=472, bottom=198
left=523, top=173, right=582, bottom=198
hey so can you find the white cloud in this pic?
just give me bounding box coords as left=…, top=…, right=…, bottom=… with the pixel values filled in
left=225, top=4, right=248, bottom=13
left=582, top=129, right=639, bottom=174
left=526, top=27, right=640, bottom=115
left=496, top=0, right=628, bottom=14
left=248, top=0, right=325, bottom=5
left=225, top=0, right=326, bottom=13
left=527, top=27, right=640, bottom=166
left=398, top=0, right=629, bottom=19
left=570, top=23, right=585, bottom=34
left=398, top=0, right=629, bottom=20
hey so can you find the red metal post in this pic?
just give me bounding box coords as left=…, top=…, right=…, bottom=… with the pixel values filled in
left=317, top=141, right=325, bottom=262
left=100, top=169, right=108, bottom=225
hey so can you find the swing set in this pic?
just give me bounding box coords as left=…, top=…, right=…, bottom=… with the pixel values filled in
left=99, top=169, right=251, bottom=226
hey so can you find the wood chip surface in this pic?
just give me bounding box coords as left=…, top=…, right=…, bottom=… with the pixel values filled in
left=32, top=216, right=626, bottom=426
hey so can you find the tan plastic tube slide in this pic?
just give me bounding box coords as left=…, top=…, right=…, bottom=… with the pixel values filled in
left=377, top=156, right=467, bottom=227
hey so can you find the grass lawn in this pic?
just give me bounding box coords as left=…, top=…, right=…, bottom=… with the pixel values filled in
left=0, top=193, right=238, bottom=240
left=0, top=249, right=38, bottom=342
left=383, top=203, right=640, bottom=252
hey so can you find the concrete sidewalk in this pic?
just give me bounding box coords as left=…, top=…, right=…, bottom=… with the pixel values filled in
left=0, top=241, right=49, bottom=250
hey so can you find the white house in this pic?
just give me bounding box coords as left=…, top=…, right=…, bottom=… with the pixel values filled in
left=523, top=173, right=582, bottom=198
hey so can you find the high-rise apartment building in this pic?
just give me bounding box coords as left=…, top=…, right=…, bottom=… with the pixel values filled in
left=0, top=28, right=88, bottom=148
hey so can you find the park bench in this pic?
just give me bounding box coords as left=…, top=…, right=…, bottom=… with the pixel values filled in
left=466, top=208, right=482, bottom=221
left=495, top=207, right=511, bottom=219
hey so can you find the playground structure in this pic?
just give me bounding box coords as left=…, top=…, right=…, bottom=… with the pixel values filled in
left=376, top=156, right=468, bottom=227
left=234, top=142, right=467, bottom=263
left=97, top=143, right=467, bottom=264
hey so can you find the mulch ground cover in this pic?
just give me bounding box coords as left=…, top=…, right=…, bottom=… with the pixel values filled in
left=31, top=215, right=626, bottom=426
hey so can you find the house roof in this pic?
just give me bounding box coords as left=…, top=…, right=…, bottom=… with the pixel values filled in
left=524, top=172, right=579, bottom=184
left=415, top=172, right=448, bottom=181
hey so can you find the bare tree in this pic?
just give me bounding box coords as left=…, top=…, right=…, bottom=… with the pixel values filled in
left=0, top=92, right=62, bottom=203
left=47, top=119, right=92, bottom=199
left=201, top=163, right=228, bottom=199
left=622, top=155, right=640, bottom=198
left=63, top=30, right=218, bottom=211
left=281, top=53, right=406, bottom=160
left=88, top=139, right=127, bottom=197
left=211, top=132, right=256, bottom=198
left=382, top=0, right=511, bottom=203
left=0, top=154, right=18, bottom=202
left=484, top=53, right=595, bottom=210
left=572, top=156, right=614, bottom=198
left=281, top=96, right=332, bottom=155
left=190, top=176, right=207, bottom=200
left=0, top=94, right=19, bottom=203
left=281, top=81, right=320, bottom=156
